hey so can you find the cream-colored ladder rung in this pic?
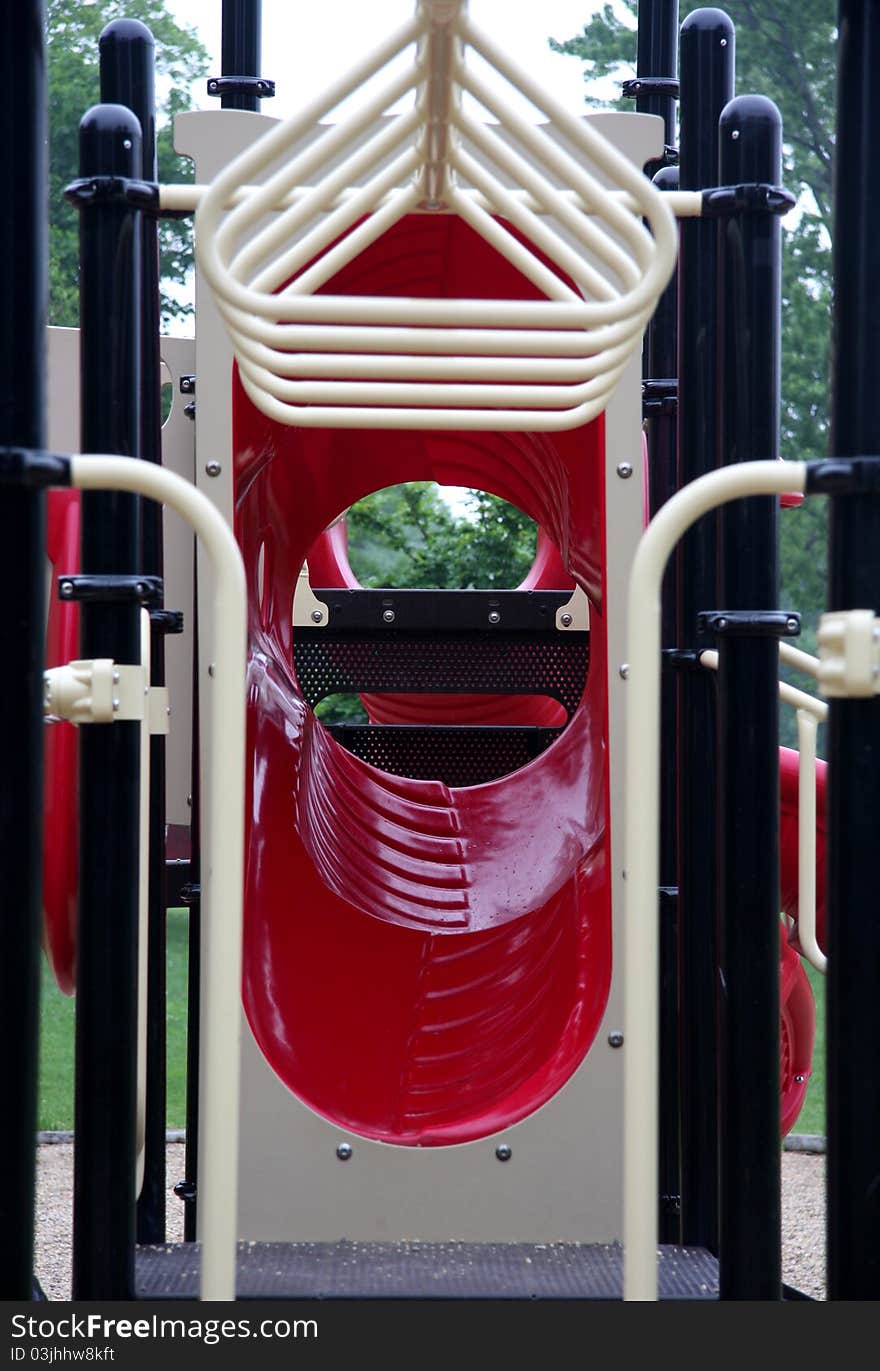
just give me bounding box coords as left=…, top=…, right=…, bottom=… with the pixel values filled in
left=195, top=0, right=678, bottom=431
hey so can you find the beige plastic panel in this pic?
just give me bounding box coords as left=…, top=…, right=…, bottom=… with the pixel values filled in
left=176, top=105, right=661, bottom=1244
left=46, top=326, right=195, bottom=830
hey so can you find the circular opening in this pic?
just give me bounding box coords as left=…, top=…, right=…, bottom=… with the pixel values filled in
left=302, top=483, right=586, bottom=787
left=160, top=359, right=174, bottom=427
left=344, top=482, right=538, bottom=589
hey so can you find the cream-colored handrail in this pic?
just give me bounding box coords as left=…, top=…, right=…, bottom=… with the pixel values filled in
left=194, top=0, right=678, bottom=431
left=70, top=456, right=246, bottom=1303
left=624, top=459, right=808, bottom=1302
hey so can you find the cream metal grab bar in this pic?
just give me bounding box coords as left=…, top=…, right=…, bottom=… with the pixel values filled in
left=698, top=648, right=828, bottom=975
left=70, top=456, right=246, bottom=1303
left=623, top=459, right=808, bottom=1301
left=194, top=0, right=678, bottom=431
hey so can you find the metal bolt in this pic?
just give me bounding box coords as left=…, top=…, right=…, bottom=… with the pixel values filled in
left=560, top=612, right=573, bottom=628
left=135, top=582, right=146, bottom=596
left=336, top=1142, right=353, bottom=1161
left=720, top=37, right=728, bottom=47
left=382, top=608, right=396, bottom=624
left=731, top=128, right=739, bottom=139
left=716, top=618, right=728, bottom=631
left=787, top=617, right=799, bottom=634
left=205, top=461, right=222, bottom=478
left=495, top=1144, right=512, bottom=1162
left=112, top=670, right=120, bottom=683
left=608, top=1031, right=624, bottom=1049
left=616, top=462, right=633, bottom=480
left=488, top=610, right=501, bottom=624
left=794, top=1074, right=805, bottom=1084
left=60, top=582, right=73, bottom=598
left=208, top=663, right=215, bottom=678
left=311, top=609, right=324, bottom=624
left=208, top=79, right=218, bottom=92
left=619, top=663, right=629, bottom=680
left=122, top=138, right=132, bottom=150
left=112, top=698, right=120, bottom=713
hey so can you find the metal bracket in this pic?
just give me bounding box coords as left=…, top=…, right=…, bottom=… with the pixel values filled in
left=64, top=175, right=160, bottom=212
left=44, top=658, right=170, bottom=731
left=697, top=610, right=801, bottom=639
left=700, top=182, right=796, bottom=218
left=817, top=609, right=880, bottom=698
left=0, top=446, right=72, bottom=488
left=58, top=574, right=163, bottom=607
left=662, top=648, right=704, bottom=671
left=805, top=456, right=880, bottom=495
left=293, top=564, right=330, bottom=628
left=150, top=608, right=184, bottom=635
left=642, top=378, right=677, bottom=417
left=621, top=77, right=680, bottom=100
left=301, top=586, right=582, bottom=632
left=206, top=75, right=275, bottom=99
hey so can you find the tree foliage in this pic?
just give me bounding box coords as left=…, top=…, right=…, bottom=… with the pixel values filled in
left=47, top=0, right=208, bottom=326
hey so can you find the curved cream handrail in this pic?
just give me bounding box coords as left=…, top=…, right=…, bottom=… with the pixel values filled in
left=194, top=0, right=677, bottom=431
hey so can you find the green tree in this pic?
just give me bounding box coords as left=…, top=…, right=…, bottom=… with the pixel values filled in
left=47, top=0, right=208, bottom=326
left=551, top=1, right=835, bottom=741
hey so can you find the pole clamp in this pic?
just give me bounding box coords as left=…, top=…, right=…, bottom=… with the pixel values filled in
left=700, top=183, right=796, bottom=218
left=206, top=76, right=275, bottom=99
left=0, top=447, right=72, bottom=487
left=642, top=378, right=677, bottom=417
left=43, top=659, right=170, bottom=732
left=64, top=175, right=160, bottom=212
left=621, top=77, right=680, bottom=100
left=805, top=457, right=880, bottom=494
left=817, top=610, right=880, bottom=698
left=58, top=574, right=163, bottom=607
left=697, top=610, right=801, bottom=639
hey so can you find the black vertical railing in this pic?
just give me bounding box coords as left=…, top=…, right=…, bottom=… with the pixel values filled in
left=675, top=6, right=734, bottom=1254
left=714, top=94, right=786, bottom=1299
left=0, top=0, right=47, bottom=1300
left=221, top=0, right=265, bottom=111
left=70, top=103, right=144, bottom=1300
left=98, top=16, right=169, bottom=1250
left=825, top=0, right=880, bottom=1301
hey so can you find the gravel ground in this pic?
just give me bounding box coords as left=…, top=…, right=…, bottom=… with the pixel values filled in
left=32, top=1140, right=827, bottom=1301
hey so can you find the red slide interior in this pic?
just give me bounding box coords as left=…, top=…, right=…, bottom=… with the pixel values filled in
left=235, top=214, right=612, bottom=1145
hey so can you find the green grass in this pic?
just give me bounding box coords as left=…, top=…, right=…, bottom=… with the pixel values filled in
left=38, top=908, right=827, bottom=1138
left=790, top=962, right=825, bottom=1138
left=37, top=908, right=189, bottom=1132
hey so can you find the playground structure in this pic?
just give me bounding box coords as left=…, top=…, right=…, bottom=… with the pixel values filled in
left=1, top=0, right=877, bottom=1303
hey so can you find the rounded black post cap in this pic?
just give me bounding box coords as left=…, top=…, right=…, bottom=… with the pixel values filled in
left=99, top=18, right=155, bottom=48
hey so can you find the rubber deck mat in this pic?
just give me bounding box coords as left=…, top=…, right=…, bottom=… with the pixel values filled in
left=135, top=1240, right=719, bottom=1300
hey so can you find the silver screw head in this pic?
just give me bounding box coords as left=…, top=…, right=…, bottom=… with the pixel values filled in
left=336, top=1142, right=353, bottom=1161
left=616, top=462, right=633, bottom=480
left=311, top=609, right=324, bottom=624
left=716, top=618, right=728, bottom=631
left=205, top=461, right=222, bottom=478
left=488, top=610, right=501, bottom=624
left=495, top=1144, right=512, bottom=1162
left=787, top=617, right=799, bottom=634
left=560, top=612, right=573, bottom=628
left=619, top=663, right=630, bottom=680
left=608, top=1031, right=624, bottom=1049
left=382, top=608, right=396, bottom=624
left=60, top=582, right=73, bottom=598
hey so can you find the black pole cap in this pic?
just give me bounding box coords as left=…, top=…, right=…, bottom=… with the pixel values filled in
left=79, top=103, right=142, bottom=178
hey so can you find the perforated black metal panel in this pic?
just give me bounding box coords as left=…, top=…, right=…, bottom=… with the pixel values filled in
left=135, top=1240, right=720, bottom=1300
left=294, top=629, right=589, bottom=715
left=327, top=724, right=563, bottom=786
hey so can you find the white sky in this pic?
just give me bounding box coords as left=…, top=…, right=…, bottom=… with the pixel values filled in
left=164, top=2, right=623, bottom=122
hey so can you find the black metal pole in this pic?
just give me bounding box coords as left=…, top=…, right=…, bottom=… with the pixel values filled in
left=99, top=16, right=168, bottom=1250
left=636, top=0, right=679, bottom=155
left=0, top=0, right=47, bottom=1300
left=714, top=94, right=785, bottom=1300
left=182, top=595, right=201, bottom=1244
left=221, top=0, right=263, bottom=111
left=675, top=6, right=734, bottom=1254
left=826, top=0, right=880, bottom=1300
left=71, top=103, right=143, bottom=1300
